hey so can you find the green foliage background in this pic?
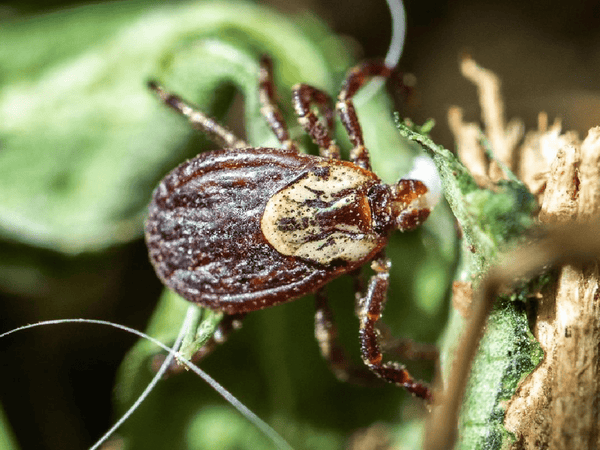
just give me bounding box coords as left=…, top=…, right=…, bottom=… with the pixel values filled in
left=0, top=1, right=456, bottom=449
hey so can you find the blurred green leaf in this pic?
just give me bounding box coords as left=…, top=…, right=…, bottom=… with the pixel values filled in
left=0, top=404, right=19, bottom=450
left=0, top=1, right=458, bottom=449
left=0, top=0, right=349, bottom=253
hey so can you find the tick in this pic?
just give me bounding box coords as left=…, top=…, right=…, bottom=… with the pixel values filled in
left=145, top=56, right=434, bottom=401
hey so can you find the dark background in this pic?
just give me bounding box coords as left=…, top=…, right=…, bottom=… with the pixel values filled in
left=1, top=0, right=600, bottom=449
left=5, top=0, right=600, bottom=142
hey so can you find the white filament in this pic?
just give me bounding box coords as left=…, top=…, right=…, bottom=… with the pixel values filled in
left=406, top=155, right=443, bottom=209
left=384, top=0, right=407, bottom=68
left=0, top=318, right=293, bottom=450
left=356, top=0, right=406, bottom=105
left=88, top=308, right=194, bottom=450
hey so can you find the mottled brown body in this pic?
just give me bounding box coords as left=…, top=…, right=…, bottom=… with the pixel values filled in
left=146, top=148, right=398, bottom=313
left=146, top=56, right=434, bottom=402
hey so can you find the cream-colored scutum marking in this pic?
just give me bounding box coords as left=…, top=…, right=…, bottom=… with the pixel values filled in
left=261, top=162, right=381, bottom=265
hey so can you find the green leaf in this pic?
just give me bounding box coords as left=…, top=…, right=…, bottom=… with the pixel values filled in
left=0, top=0, right=349, bottom=254
left=0, top=404, right=20, bottom=450
left=114, top=288, right=190, bottom=408
left=398, top=119, right=543, bottom=449
left=396, top=117, right=537, bottom=273
left=456, top=298, right=544, bottom=450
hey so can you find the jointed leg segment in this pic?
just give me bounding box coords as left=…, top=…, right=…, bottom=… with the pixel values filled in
left=314, top=289, right=378, bottom=385
left=258, top=56, right=298, bottom=152
left=148, top=81, right=248, bottom=149
left=336, top=61, right=395, bottom=170
left=358, top=255, right=432, bottom=402
left=292, top=84, right=340, bottom=159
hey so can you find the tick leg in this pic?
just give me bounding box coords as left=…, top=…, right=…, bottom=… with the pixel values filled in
left=315, top=289, right=381, bottom=385
left=352, top=268, right=438, bottom=362
left=259, top=56, right=298, bottom=152
left=148, top=81, right=247, bottom=149
left=292, top=84, right=340, bottom=159
left=336, top=61, right=395, bottom=170
left=152, top=313, right=245, bottom=376
left=358, top=255, right=433, bottom=402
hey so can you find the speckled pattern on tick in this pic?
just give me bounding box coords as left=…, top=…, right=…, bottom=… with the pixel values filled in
left=145, top=56, right=435, bottom=401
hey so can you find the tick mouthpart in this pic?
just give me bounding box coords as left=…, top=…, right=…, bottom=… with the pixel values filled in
left=389, top=155, right=443, bottom=232
left=390, top=179, right=432, bottom=231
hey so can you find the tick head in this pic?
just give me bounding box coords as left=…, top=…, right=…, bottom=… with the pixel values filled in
left=390, top=179, right=432, bottom=231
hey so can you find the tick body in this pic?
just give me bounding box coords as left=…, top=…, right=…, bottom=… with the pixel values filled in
left=146, top=57, right=434, bottom=401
